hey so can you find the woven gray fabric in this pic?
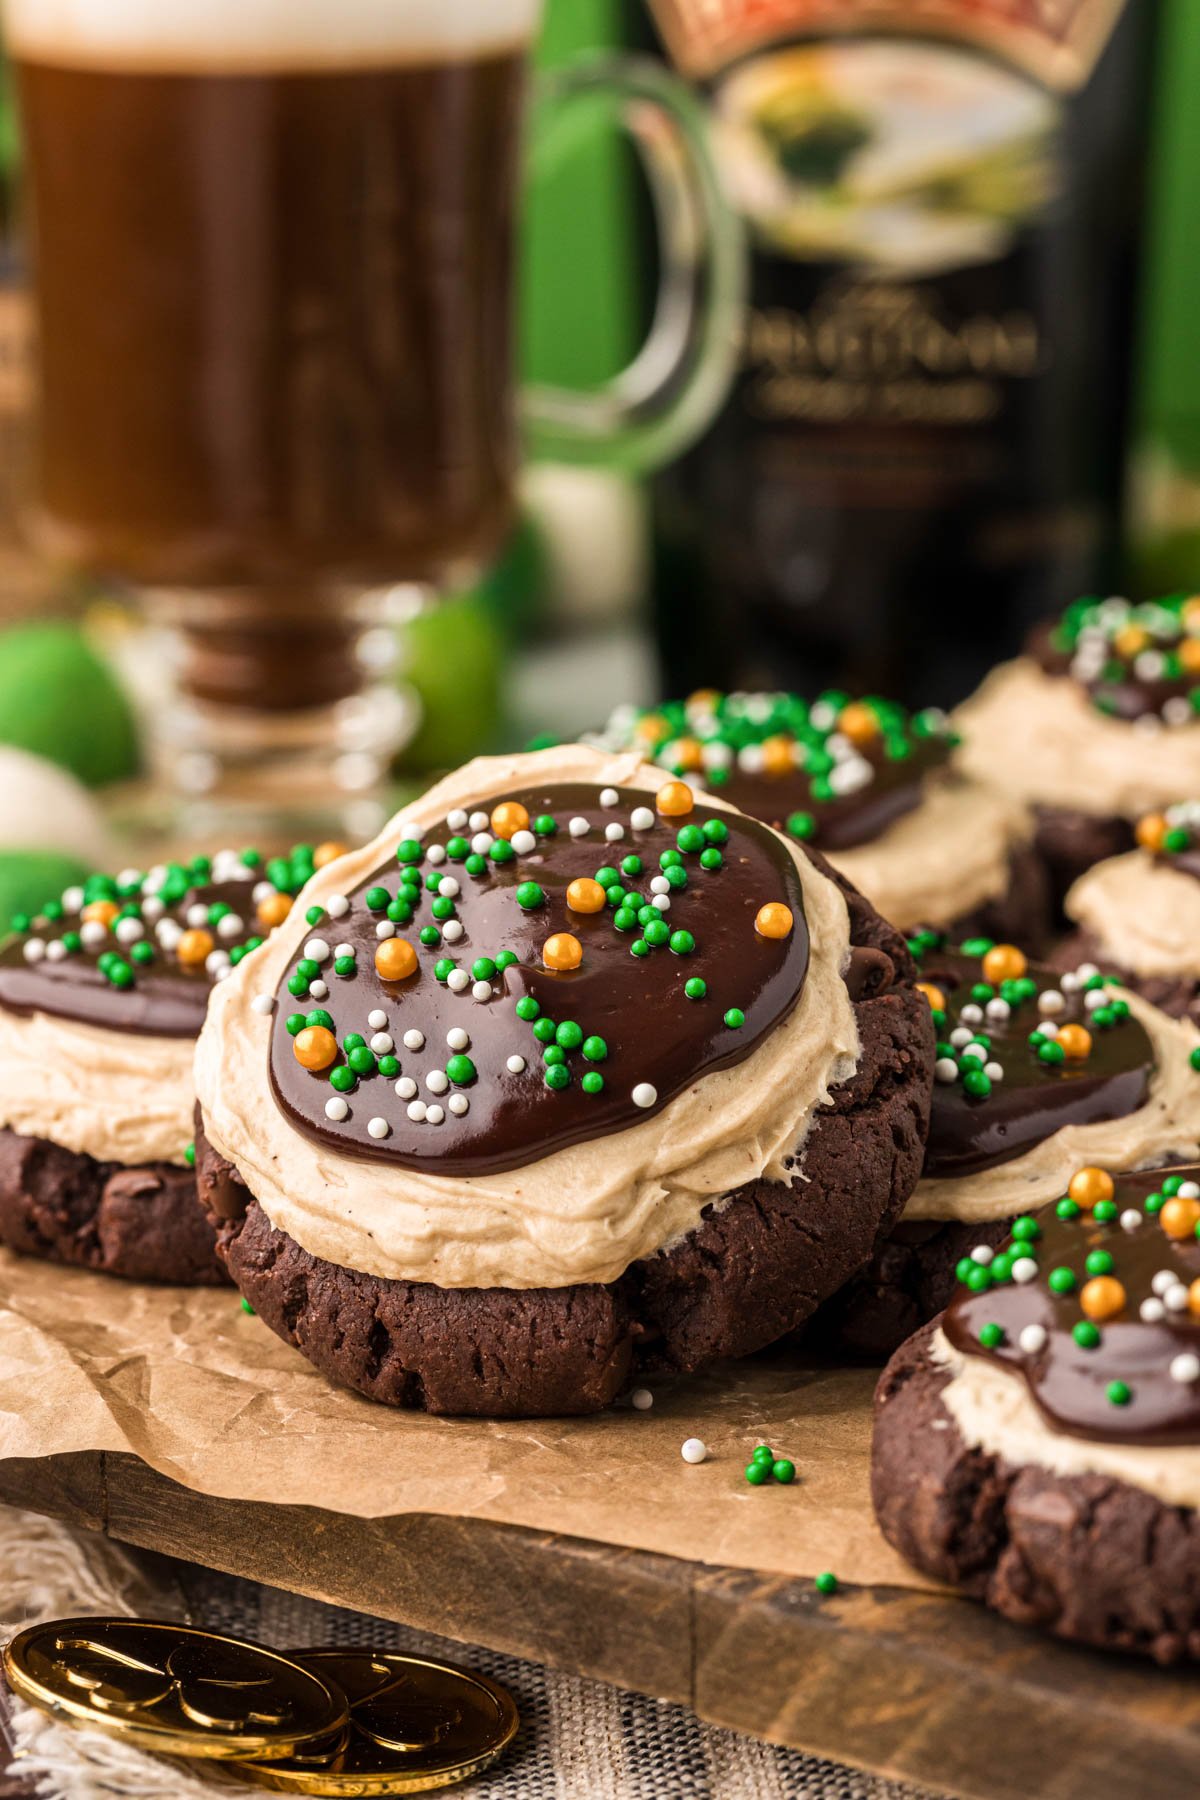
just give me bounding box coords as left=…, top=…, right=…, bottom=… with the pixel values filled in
left=171, top=1560, right=943, bottom=1800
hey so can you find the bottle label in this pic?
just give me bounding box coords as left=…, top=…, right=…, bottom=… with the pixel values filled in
left=650, top=0, right=1125, bottom=90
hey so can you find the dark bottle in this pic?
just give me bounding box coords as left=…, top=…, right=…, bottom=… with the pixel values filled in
left=642, top=1, right=1158, bottom=706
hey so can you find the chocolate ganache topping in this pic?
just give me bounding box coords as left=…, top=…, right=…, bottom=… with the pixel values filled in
left=268, top=781, right=811, bottom=1178
left=911, top=934, right=1154, bottom=1180
left=587, top=690, right=956, bottom=852
left=946, top=1165, right=1200, bottom=1446
left=1034, top=593, right=1200, bottom=728
left=0, top=846, right=320, bottom=1038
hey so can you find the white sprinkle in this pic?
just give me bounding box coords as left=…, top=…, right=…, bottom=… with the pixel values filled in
left=447, top=1027, right=470, bottom=1051
left=1164, top=697, right=1192, bottom=727
left=426, top=1104, right=445, bottom=1125
left=1035, top=1020, right=1058, bottom=1040
left=324, top=1097, right=349, bottom=1122
left=427, top=844, right=446, bottom=866
left=448, top=809, right=469, bottom=831
left=426, top=1070, right=449, bottom=1095
left=605, top=822, right=625, bottom=842
left=1120, top=1209, right=1142, bottom=1232
left=115, top=917, right=144, bottom=944
left=395, top=1077, right=418, bottom=1100
left=407, top=1099, right=427, bottom=1122
left=949, top=1027, right=974, bottom=1049
left=304, top=938, right=330, bottom=963
left=970, top=1245, right=994, bottom=1266
left=370, top=1033, right=394, bottom=1055
left=308, top=980, right=329, bottom=1000
left=115, top=866, right=141, bottom=890
left=507, top=1055, right=526, bottom=1074
left=631, top=807, right=655, bottom=832
left=1018, top=1323, right=1047, bottom=1354
left=828, top=757, right=872, bottom=796
left=368, top=1009, right=388, bottom=1030
left=471, top=832, right=494, bottom=855
left=367, top=1116, right=390, bottom=1140
left=217, top=913, right=244, bottom=940
left=403, top=1029, right=425, bottom=1052
left=469, top=811, right=490, bottom=831
left=1165, top=1283, right=1190, bottom=1313
left=650, top=875, right=671, bottom=895
left=375, top=920, right=395, bottom=940
left=738, top=744, right=765, bottom=772
left=141, top=897, right=164, bottom=923
left=511, top=830, right=536, bottom=855
left=442, top=920, right=465, bottom=943
left=205, top=950, right=231, bottom=976
left=1171, top=1353, right=1200, bottom=1384
left=632, top=1083, right=657, bottom=1109
left=449, top=1094, right=470, bottom=1116
left=327, top=895, right=350, bottom=919
left=630, top=1388, right=654, bottom=1410
left=985, top=998, right=1010, bottom=1021
left=983, top=1061, right=1004, bottom=1083
left=1077, top=962, right=1099, bottom=980
left=333, top=942, right=355, bottom=960
left=935, top=1058, right=958, bottom=1085
left=45, top=940, right=68, bottom=962
left=569, top=816, right=590, bottom=838
left=1060, top=971, right=1080, bottom=993
left=252, top=880, right=275, bottom=904
left=1153, top=1270, right=1179, bottom=1296
left=447, top=969, right=470, bottom=993
left=438, top=877, right=460, bottom=899
left=600, top=787, right=619, bottom=807
left=187, top=903, right=209, bottom=928
left=959, top=1003, right=984, bottom=1026
left=1083, top=988, right=1107, bottom=1012
left=154, top=919, right=181, bottom=951
left=1179, top=1181, right=1200, bottom=1201
left=1011, top=1258, right=1038, bottom=1285
left=472, top=980, right=492, bottom=1001
left=680, top=1438, right=707, bottom=1465
left=651, top=894, right=671, bottom=915
left=251, top=994, right=275, bottom=1016
left=1140, top=1297, right=1166, bottom=1323
left=62, top=885, right=84, bottom=913
left=213, top=965, right=235, bottom=982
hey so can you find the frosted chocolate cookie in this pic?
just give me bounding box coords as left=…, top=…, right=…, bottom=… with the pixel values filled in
left=1052, top=803, right=1200, bottom=1026
left=956, top=594, right=1200, bottom=912
left=873, top=1165, right=1200, bottom=1662
left=587, top=690, right=1047, bottom=945
left=0, top=845, right=324, bottom=1284
left=812, top=936, right=1200, bottom=1358
left=194, top=747, right=934, bottom=1418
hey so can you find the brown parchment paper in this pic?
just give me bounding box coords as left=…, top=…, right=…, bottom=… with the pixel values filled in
left=0, top=1249, right=933, bottom=1589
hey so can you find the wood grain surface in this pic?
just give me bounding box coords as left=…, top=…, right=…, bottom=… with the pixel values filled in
left=0, top=1450, right=1196, bottom=1800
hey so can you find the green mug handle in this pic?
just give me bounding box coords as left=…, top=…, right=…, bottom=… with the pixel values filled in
left=523, top=54, right=745, bottom=475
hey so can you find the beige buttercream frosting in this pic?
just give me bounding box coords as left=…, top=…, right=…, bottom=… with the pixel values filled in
left=904, top=989, right=1200, bottom=1224
left=0, top=1010, right=194, bottom=1166
left=196, top=746, right=861, bottom=1291
left=827, top=774, right=1030, bottom=932
left=955, top=657, right=1200, bottom=820
left=931, top=1328, right=1200, bottom=1509
left=1066, top=851, right=1200, bottom=980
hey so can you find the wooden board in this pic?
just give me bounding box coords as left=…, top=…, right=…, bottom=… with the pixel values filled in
left=0, top=1449, right=1197, bottom=1800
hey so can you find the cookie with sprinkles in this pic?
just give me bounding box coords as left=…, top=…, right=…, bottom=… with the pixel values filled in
left=194, top=745, right=935, bottom=1418
left=587, top=689, right=1048, bottom=946
left=810, top=935, right=1200, bottom=1360
left=1052, top=801, right=1200, bottom=1029
left=874, top=1163, right=1200, bottom=1661
left=0, top=842, right=329, bottom=1283
left=956, top=594, right=1200, bottom=915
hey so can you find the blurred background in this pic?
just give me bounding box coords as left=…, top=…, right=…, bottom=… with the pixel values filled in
left=0, top=0, right=1195, bottom=889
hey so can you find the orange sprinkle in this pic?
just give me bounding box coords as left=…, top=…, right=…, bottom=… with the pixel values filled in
left=257, top=892, right=293, bottom=930
left=981, top=944, right=1027, bottom=985
left=672, top=736, right=704, bottom=772
left=1189, top=1279, right=1200, bottom=1320
left=1080, top=1276, right=1126, bottom=1321
left=543, top=932, right=583, bottom=971
left=1160, top=1196, right=1200, bottom=1240
left=293, top=1025, right=338, bottom=1071
left=176, top=928, right=214, bottom=967
left=656, top=781, right=694, bottom=818
left=313, top=841, right=348, bottom=870
left=1136, top=812, right=1169, bottom=852
left=375, top=938, right=418, bottom=982
left=1181, top=638, right=1200, bottom=675
left=491, top=801, right=530, bottom=840
left=1113, top=623, right=1149, bottom=660
left=634, top=712, right=668, bottom=745
left=755, top=902, right=794, bottom=940
left=566, top=878, right=607, bottom=915
left=81, top=900, right=120, bottom=928
left=837, top=702, right=880, bottom=746
left=1056, top=1023, right=1092, bottom=1061
left=760, top=735, right=794, bottom=776
left=1067, top=1167, right=1114, bottom=1209
left=915, top=981, right=946, bottom=1012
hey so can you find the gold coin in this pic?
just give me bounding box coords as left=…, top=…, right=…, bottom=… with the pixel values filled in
left=4, top=1619, right=349, bottom=1762
left=230, top=1649, right=520, bottom=1795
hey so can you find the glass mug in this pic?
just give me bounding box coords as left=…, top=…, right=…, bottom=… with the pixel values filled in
left=5, top=0, right=742, bottom=832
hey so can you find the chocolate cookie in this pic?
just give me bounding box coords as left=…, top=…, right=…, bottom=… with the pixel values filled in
left=874, top=1168, right=1200, bottom=1661
left=0, top=1128, right=226, bottom=1285
left=807, top=936, right=1200, bottom=1360
left=587, top=691, right=1047, bottom=946
left=0, top=843, right=328, bottom=1283
left=1033, top=806, right=1134, bottom=919
left=196, top=755, right=934, bottom=1416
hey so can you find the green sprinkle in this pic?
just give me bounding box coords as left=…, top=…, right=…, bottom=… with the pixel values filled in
left=348, top=1046, right=377, bottom=1076
left=621, top=855, right=642, bottom=876
left=495, top=950, right=518, bottom=971
left=516, top=997, right=540, bottom=1021
left=1106, top=1380, right=1132, bottom=1407
left=965, top=1265, right=992, bottom=1293
left=431, top=896, right=455, bottom=921
left=677, top=825, right=705, bottom=854
left=1048, top=1267, right=1076, bottom=1295
left=387, top=899, right=413, bottom=923
left=1145, top=1191, right=1165, bottom=1215
left=396, top=839, right=423, bottom=865
left=1191, top=1047, right=1200, bottom=1073
left=978, top=1323, right=1005, bottom=1349
left=533, top=1017, right=557, bottom=1044
left=631, top=939, right=650, bottom=958
left=815, top=1572, right=839, bottom=1596
left=434, top=958, right=455, bottom=983
left=787, top=811, right=815, bottom=840
left=366, top=886, right=390, bottom=911
left=751, top=1445, right=775, bottom=1465
left=534, top=815, right=557, bottom=836
left=240, top=1297, right=255, bottom=1315
left=287, top=1013, right=307, bottom=1037
left=1085, top=1249, right=1114, bottom=1276
left=1056, top=1198, right=1081, bottom=1221
left=1093, top=1200, right=1118, bottom=1223
left=1163, top=1175, right=1185, bottom=1196
left=744, top=1463, right=770, bottom=1486
left=545, top=1063, right=570, bottom=1091
left=556, top=1021, right=584, bottom=1050
left=771, top=1459, right=795, bottom=1485
left=305, top=905, right=324, bottom=926
left=306, top=1009, right=334, bottom=1030
left=699, top=847, right=723, bottom=871
left=465, top=854, right=487, bottom=877
left=614, top=907, right=639, bottom=933
left=516, top=882, right=545, bottom=910
left=582, top=1035, right=608, bottom=1062
left=669, top=929, right=696, bottom=956
left=659, top=850, right=682, bottom=869
left=378, top=1055, right=400, bottom=1078
left=489, top=839, right=515, bottom=865
left=1011, top=1216, right=1040, bottom=1241
left=1038, top=1040, right=1066, bottom=1066
left=472, top=957, right=497, bottom=982
left=724, top=1007, right=745, bottom=1029
left=702, top=818, right=729, bottom=845
left=184, top=1142, right=196, bottom=1168
left=684, top=977, right=707, bottom=1000
left=419, top=925, right=441, bottom=947
left=1073, top=1321, right=1101, bottom=1349
left=446, top=1054, right=477, bottom=1086
left=664, top=864, right=688, bottom=891
left=582, top=1071, right=605, bottom=1094
left=447, top=836, right=470, bottom=860
left=329, top=1065, right=356, bottom=1094
left=543, top=1044, right=566, bottom=1067
left=644, top=919, right=670, bottom=947
left=594, top=866, right=621, bottom=888
left=131, top=941, right=155, bottom=965
left=334, top=955, right=356, bottom=977
left=962, top=1068, right=992, bottom=1099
